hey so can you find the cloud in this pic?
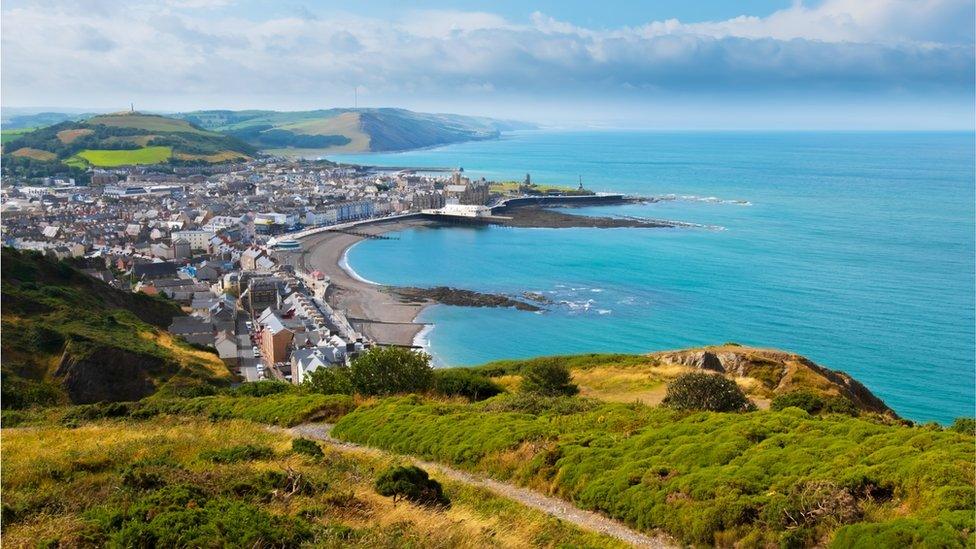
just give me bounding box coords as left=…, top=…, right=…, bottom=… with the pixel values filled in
left=0, top=0, right=972, bottom=114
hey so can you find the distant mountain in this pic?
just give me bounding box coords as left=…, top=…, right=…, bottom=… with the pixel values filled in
left=1, top=112, right=255, bottom=177
left=1, top=248, right=233, bottom=408
left=1, top=111, right=96, bottom=130
left=176, top=108, right=536, bottom=154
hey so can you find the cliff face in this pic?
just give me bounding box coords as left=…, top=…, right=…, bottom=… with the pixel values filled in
left=55, top=344, right=160, bottom=404
left=1, top=248, right=233, bottom=408
left=651, top=345, right=895, bottom=415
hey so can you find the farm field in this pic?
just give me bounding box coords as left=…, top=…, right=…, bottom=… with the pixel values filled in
left=72, top=146, right=173, bottom=167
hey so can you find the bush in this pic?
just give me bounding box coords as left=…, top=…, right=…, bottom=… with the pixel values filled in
left=229, top=380, right=293, bottom=397
left=349, top=347, right=434, bottom=396
left=374, top=465, right=449, bottom=507
left=200, top=444, right=273, bottom=463
left=949, top=417, right=975, bottom=434
left=661, top=372, right=752, bottom=412
left=292, top=438, right=324, bottom=458
left=519, top=359, right=578, bottom=396
left=304, top=365, right=354, bottom=396
left=433, top=369, right=503, bottom=401
left=88, top=484, right=314, bottom=547
left=771, top=390, right=857, bottom=416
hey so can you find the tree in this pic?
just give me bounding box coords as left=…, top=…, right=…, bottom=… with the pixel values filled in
left=348, top=347, right=433, bottom=396
left=519, top=359, right=578, bottom=396
left=303, top=365, right=353, bottom=396
left=661, top=372, right=752, bottom=412
left=374, top=465, right=449, bottom=507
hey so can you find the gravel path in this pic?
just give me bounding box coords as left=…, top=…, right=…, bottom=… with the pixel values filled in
left=285, top=423, right=676, bottom=549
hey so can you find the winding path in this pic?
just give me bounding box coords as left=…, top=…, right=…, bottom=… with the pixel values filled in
left=284, top=423, right=675, bottom=549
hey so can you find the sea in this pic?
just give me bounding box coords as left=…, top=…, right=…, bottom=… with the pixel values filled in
left=331, top=131, right=975, bottom=424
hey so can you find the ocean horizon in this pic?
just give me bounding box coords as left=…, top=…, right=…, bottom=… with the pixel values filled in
left=333, top=130, right=975, bottom=424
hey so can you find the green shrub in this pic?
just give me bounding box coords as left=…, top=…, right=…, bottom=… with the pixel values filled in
left=374, top=465, right=449, bottom=507
left=661, top=372, right=752, bottom=412
left=949, top=417, right=975, bottom=434
left=292, top=437, right=324, bottom=458
left=771, top=390, right=857, bottom=416
left=200, top=444, right=273, bottom=463
left=304, top=365, right=354, bottom=396
left=519, top=359, right=578, bottom=396
left=433, top=369, right=503, bottom=401
left=349, top=347, right=433, bottom=396
left=86, top=484, right=314, bottom=548
left=230, top=380, right=294, bottom=397
left=477, top=393, right=599, bottom=415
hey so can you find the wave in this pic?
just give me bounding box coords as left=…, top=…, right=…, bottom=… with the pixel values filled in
left=339, top=243, right=381, bottom=285
left=660, top=194, right=752, bottom=206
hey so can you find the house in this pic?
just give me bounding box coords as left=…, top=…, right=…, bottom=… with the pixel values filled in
left=259, top=312, right=294, bottom=365
left=132, top=261, right=178, bottom=280
left=214, top=330, right=239, bottom=367
left=169, top=316, right=214, bottom=347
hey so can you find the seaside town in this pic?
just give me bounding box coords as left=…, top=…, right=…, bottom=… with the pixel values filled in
left=0, top=157, right=591, bottom=384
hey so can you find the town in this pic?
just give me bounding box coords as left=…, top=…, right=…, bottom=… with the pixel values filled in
left=0, top=157, right=584, bottom=384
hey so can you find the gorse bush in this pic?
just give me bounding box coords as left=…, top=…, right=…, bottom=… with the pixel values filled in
left=519, top=359, right=578, bottom=396
left=771, top=389, right=857, bottom=416
left=433, top=369, right=503, bottom=401
left=292, top=437, right=324, bottom=458
left=661, top=372, right=752, bottom=412
left=374, top=465, right=449, bottom=507
left=85, top=483, right=314, bottom=548
left=333, top=397, right=975, bottom=547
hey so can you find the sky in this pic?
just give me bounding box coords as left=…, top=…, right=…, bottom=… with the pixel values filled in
left=1, top=0, right=974, bottom=129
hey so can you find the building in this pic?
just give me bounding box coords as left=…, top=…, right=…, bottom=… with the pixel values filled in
left=171, top=230, right=214, bottom=251
left=258, top=311, right=294, bottom=365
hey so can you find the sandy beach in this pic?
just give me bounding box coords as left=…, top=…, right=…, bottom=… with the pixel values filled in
left=298, top=217, right=436, bottom=347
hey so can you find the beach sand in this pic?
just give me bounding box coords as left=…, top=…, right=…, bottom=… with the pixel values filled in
left=298, top=217, right=436, bottom=347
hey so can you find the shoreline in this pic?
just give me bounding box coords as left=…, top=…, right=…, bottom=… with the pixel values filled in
left=295, top=199, right=687, bottom=352
left=299, top=217, right=437, bottom=348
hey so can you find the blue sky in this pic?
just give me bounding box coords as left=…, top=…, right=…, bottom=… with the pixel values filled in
left=2, top=0, right=973, bottom=128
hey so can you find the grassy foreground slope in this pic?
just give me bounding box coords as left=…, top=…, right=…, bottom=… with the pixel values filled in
left=2, top=414, right=629, bottom=548
left=333, top=394, right=974, bottom=547
left=1, top=248, right=233, bottom=407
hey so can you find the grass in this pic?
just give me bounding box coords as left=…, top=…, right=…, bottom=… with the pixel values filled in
left=86, top=113, right=210, bottom=134
left=332, top=395, right=975, bottom=547
left=1, top=417, right=630, bottom=548
left=9, top=147, right=57, bottom=161
left=56, top=128, right=94, bottom=144
left=280, top=112, right=370, bottom=152
left=1, top=127, right=36, bottom=144
left=489, top=181, right=582, bottom=194
left=72, top=145, right=173, bottom=167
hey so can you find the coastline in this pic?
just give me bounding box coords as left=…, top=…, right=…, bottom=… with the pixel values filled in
left=294, top=199, right=685, bottom=351
left=299, top=217, right=438, bottom=348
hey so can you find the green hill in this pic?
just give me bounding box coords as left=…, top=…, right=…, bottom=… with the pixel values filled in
left=0, top=248, right=234, bottom=408
left=1, top=112, right=255, bottom=178
left=178, top=108, right=535, bottom=153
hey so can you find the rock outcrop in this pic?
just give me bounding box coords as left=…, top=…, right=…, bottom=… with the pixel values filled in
left=652, top=345, right=896, bottom=416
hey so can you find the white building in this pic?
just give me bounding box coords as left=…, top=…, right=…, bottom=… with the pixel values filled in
left=171, top=230, right=214, bottom=251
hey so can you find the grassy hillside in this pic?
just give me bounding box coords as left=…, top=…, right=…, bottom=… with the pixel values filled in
left=1, top=112, right=253, bottom=176
left=1, top=248, right=233, bottom=407
left=178, top=107, right=533, bottom=153
left=475, top=347, right=895, bottom=416
left=1, top=411, right=629, bottom=548
left=333, top=395, right=974, bottom=547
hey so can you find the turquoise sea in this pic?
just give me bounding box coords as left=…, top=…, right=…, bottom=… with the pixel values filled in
left=333, top=131, right=975, bottom=424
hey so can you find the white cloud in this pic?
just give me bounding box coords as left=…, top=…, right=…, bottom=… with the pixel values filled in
left=0, top=0, right=971, bottom=114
